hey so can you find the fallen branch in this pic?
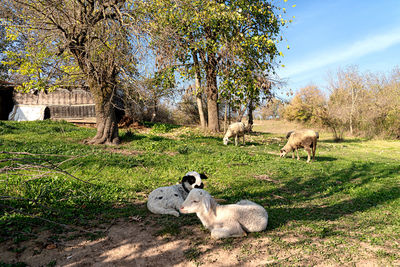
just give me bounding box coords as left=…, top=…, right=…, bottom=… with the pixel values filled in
left=0, top=204, right=97, bottom=235
left=0, top=152, right=94, bottom=185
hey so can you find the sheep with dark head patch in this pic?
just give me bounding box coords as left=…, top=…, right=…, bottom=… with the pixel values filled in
left=147, top=171, right=207, bottom=217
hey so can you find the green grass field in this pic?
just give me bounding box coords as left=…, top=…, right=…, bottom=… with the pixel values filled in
left=1, top=120, right=399, bottom=265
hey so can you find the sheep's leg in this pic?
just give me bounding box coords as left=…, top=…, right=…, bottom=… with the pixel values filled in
left=304, top=146, right=312, bottom=163
left=235, top=135, right=238, bottom=146
left=211, top=225, right=246, bottom=239
left=296, top=149, right=300, bottom=160
left=312, top=141, right=316, bottom=162
left=292, top=150, right=295, bottom=159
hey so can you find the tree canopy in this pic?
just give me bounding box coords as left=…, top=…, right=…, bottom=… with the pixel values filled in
left=143, top=0, right=290, bottom=131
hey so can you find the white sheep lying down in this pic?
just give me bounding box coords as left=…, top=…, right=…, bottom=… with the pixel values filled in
left=180, top=189, right=268, bottom=239
left=223, top=122, right=250, bottom=146
left=280, top=129, right=319, bottom=162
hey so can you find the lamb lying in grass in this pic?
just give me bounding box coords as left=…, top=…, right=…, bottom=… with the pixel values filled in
left=280, top=129, right=319, bottom=162
left=180, top=189, right=268, bottom=239
left=223, top=122, right=251, bottom=146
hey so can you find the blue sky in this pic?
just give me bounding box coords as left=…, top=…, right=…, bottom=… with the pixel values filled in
left=275, top=0, right=400, bottom=99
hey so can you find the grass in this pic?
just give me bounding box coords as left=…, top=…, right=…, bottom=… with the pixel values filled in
left=0, top=120, right=399, bottom=265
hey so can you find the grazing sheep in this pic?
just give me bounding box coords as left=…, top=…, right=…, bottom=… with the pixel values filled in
left=147, top=171, right=208, bottom=217
left=223, top=122, right=251, bottom=146
left=180, top=189, right=268, bottom=239
left=280, top=129, right=319, bottom=162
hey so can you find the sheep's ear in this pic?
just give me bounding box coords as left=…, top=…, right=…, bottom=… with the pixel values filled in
left=200, top=173, right=208, bottom=180
left=182, top=175, right=195, bottom=184
left=202, top=194, right=211, bottom=213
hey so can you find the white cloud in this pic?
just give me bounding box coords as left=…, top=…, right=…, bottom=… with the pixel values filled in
left=280, top=27, right=400, bottom=78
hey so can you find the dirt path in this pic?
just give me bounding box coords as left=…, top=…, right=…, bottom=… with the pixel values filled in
left=2, top=218, right=280, bottom=267
left=3, top=216, right=388, bottom=267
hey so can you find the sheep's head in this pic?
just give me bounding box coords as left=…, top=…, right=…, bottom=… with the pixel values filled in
left=223, top=136, right=229, bottom=145
left=280, top=147, right=288, bottom=158
left=180, top=188, right=212, bottom=214
left=181, top=171, right=207, bottom=193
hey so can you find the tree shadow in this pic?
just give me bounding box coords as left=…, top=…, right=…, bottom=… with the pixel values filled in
left=283, top=155, right=337, bottom=162
left=243, top=141, right=263, bottom=146
left=320, top=138, right=365, bottom=144
left=119, top=132, right=147, bottom=142
left=236, top=161, right=400, bottom=230
left=268, top=184, right=399, bottom=230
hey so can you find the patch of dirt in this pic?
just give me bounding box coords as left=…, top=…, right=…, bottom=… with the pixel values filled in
left=1, top=219, right=278, bottom=266
left=1, top=219, right=393, bottom=267
left=252, top=119, right=308, bottom=135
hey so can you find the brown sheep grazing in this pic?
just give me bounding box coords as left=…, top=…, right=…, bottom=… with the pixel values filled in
left=280, top=129, right=319, bottom=162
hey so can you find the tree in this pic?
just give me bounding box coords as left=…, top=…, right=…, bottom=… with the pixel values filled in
left=258, top=97, right=284, bottom=120
left=2, top=0, right=140, bottom=144
left=327, top=66, right=365, bottom=135
left=0, top=25, right=12, bottom=80
left=282, top=85, right=326, bottom=124
left=144, top=0, right=288, bottom=132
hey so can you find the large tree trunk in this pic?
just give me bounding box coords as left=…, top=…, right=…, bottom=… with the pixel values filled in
left=69, top=46, right=120, bottom=145
left=192, top=50, right=207, bottom=129
left=195, top=69, right=207, bottom=129
left=206, top=77, right=219, bottom=132
left=248, top=98, right=254, bottom=131
left=205, top=54, right=219, bottom=132
left=196, top=93, right=207, bottom=129
left=86, top=84, right=120, bottom=145
left=200, top=27, right=219, bottom=132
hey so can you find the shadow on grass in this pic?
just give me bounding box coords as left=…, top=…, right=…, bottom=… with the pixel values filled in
left=120, top=132, right=147, bottom=142
left=320, top=138, right=366, bottom=144
left=268, top=185, right=400, bottom=230
left=208, top=159, right=399, bottom=231
left=281, top=156, right=337, bottom=162
left=120, top=133, right=173, bottom=143
left=191, top=135, right=221, bottom=142
left=239, top=161, right=400, bottom=230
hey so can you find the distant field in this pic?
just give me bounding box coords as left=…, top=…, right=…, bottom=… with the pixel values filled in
left=253, top=119, right=309, bottom=134
left=0, top=120, right=399, bottom=266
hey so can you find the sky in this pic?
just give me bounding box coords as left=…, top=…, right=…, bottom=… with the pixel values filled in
left=275, top=0, right=400, bottom=99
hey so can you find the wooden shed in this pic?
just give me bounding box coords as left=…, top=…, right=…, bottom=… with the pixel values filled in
left=7, top=87, right=96, bottom=123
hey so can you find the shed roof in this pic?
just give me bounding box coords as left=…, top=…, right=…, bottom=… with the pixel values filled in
left=0, top=80, right=15, bottom=90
